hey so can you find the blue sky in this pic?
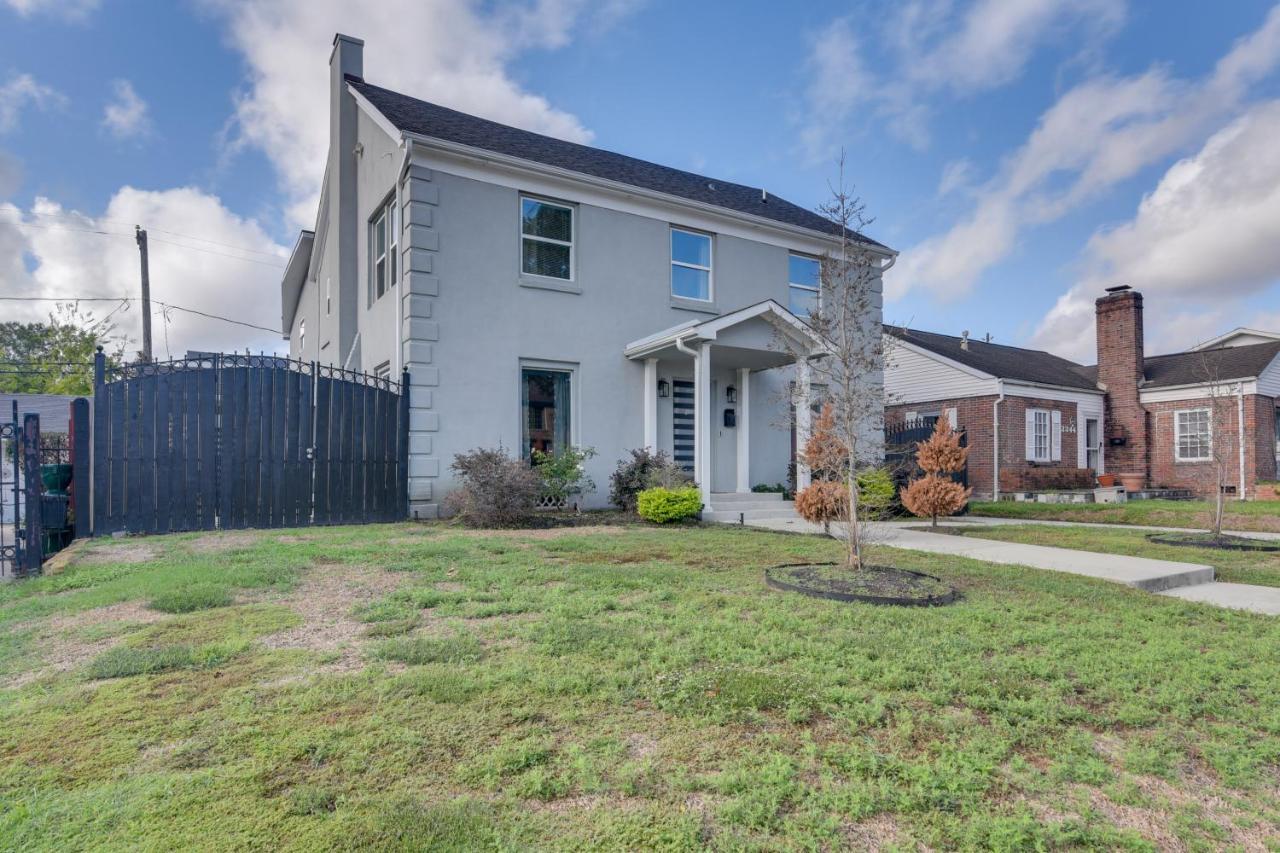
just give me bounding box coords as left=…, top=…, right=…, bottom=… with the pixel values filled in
left=2, top=0, right=1280, bottom=360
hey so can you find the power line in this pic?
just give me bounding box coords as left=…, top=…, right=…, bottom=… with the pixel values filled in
left=1, top=215, right=286, bottom=268
left=10, top=208, right=287, bottom=258
left=0, top=295, right=281, bottom=336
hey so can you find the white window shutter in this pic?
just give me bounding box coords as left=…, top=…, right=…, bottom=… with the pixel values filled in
left=946, top=408, right=958, bottom=429
left=1025, top=410, right=1036, bottom=460
left=1051, top=411, right=1062, bottom=461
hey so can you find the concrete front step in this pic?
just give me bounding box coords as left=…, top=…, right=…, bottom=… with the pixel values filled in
left=704, top=505, right=798, bottom=524
left=710, top=492, right=784, bottom=504
left=1160, top=581, right=1280, bottom=615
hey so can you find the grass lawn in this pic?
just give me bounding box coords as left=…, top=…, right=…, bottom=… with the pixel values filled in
left=2, top=523, right=1280, bottom=850
left=946, top=523, right=1280, bottom=589
left=969, top=498, right=1280, bottom=532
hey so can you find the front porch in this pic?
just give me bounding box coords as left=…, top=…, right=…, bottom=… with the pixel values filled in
left=623, top=300, right=828, bottom=513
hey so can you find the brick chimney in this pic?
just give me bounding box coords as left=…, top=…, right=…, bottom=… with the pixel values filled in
left=1095, top=286, right=1147, bottom=483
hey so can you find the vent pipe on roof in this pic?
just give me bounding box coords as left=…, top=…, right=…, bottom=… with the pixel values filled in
left=761, top=189, right=768, bottom=203
left=960, top=330, right=970, bottom=351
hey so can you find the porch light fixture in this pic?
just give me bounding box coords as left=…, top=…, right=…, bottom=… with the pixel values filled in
left=726, top=385, right=737, bottom=404
left=657, top=379, right=670, bottom=398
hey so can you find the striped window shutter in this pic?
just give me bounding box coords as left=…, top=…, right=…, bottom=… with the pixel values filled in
left=1025, top=410, right=1036, bottom=460
left=1051, top=411, right=1062, bottom=461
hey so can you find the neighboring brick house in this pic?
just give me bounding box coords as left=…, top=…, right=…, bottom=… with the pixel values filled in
left=884, top=285, right=1280, bottom=500
left=883, top=326, right=1104, bottom=500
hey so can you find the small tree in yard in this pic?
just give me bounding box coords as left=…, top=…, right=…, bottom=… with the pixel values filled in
left=778, top=155, right=891, bottom=569
left=901, top=419, right=971, bottom=527
left=1193, top=352, right=1244, bottom=539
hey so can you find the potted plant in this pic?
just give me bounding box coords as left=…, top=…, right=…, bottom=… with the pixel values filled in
left=1096, top=473, right=1116, bottom=487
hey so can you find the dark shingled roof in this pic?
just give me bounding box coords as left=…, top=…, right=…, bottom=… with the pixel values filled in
left=885, top=326, right=1101, bottom=391
left=348, top=76, right=888, bottom=250
left=1137, top=341, right=1280, bottom=388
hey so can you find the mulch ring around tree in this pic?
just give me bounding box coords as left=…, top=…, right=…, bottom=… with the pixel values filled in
left=765, top=563, right=959, bottom=607
left=1146, top=532, right=1280, bottom=552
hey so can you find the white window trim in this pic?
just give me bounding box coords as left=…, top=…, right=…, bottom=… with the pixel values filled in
left=370, top=195, right=397, bottom=302
left=520, top=194, right=575, bottom=282
left=788, top=253, right=820, bottom=315
left=518, top=358, right=581, bottom=457
left=671, top=226, right=714, bottom=303
left=1175, top=407, right=1213, bottom=462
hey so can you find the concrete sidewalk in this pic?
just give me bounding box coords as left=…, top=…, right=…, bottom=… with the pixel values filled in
left=955, top=514, right=1280, bottom=541
left=745, top=516, right=1280, bottom=615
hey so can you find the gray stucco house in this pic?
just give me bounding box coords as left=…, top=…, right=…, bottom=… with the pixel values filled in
left=280, top=34, right=894, bottom=518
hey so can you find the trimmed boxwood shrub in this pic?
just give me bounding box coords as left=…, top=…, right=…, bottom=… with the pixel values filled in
left=636, top=486, right=701, bottom=523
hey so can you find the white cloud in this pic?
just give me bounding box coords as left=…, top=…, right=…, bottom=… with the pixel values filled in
left=1, top=188, right=289, bottom=356
left=101, top=80, right=150, bottom=140
left=1031, top=100, right=1280, bottom=360
left=891, top=4, right=1280, bottom=305
left=800, top=0, right=1125, bottom=156
left=0, top=73, right=66, bottom=133
left=3, top=0, right=98, bottom=20
left=208, top=0, right=637, bottom=229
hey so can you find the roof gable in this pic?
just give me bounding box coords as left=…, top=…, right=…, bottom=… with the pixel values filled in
left=1139, top=341, right=1280, bottom=388
left=347, top=77, right=889, bottom=251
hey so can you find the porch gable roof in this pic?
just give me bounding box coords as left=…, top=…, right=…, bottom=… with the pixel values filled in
left=623, top=300, right=828, bottom=361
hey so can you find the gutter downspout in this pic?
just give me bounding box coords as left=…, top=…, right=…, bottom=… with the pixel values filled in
left=992, top=381, right=1005, bottom=501
left=394, top=138, right=410, bottom=378
left=1238, top=384, right=1247, bottom=498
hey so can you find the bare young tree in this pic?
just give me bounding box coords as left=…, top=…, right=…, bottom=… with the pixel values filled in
left=775, top=154, right=891, bottom=568
left=1192, top=351, right=1244, bottom=538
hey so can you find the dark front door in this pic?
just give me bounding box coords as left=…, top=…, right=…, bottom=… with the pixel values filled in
left=672, top=379, right=695, bottom=473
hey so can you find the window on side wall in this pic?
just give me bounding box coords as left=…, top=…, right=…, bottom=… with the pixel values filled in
left=298, top=320, right=305, bottom=356
left=671, top=228, right=712, bottom=301
left=521, top=196, right=574, bottom=280
left=788, top=254, right=820, bottom=318
left=1175, top=408, right=1211, bottom=461
left=370, top=196, right=397, bottom=301
left=521, top=365, right=573, bottom=459
left=374, top=361, right=391, bottom=381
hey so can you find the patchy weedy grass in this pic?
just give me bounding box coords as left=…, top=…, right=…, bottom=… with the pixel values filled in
left=969, top=498, right=1280, bottom=532
left=148, top=584, right=235, bottom=614
left=1, top=521, right=1279, bottom=850
left=949, top=523, right=1280, bottom=588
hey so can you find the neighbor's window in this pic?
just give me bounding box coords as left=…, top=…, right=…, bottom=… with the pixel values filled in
left=788, top=254, right=820, bottom=318
left=522, top=366, right=572, bottom=458
left=298, top=319, right=306, bottom=355
left=1176, top=408, right=1211, bottom=461
left=1026, top=408, right=1060, bottom=462
left=371, top=196, right=397, bottom=300
left=374, top=361, right=391, bottom=381
left=521, top=196, right=574, bottom=280
left=671, top=228, right=712, bottom=301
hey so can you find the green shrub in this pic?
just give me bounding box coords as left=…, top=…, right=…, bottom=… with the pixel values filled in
left=532, top=445, right=597, bottom=505
left=148, top=584, right=233, bottom=614
left=855, top=467, right=896, bottom=519
left=636, top=487, right=701, bottom=523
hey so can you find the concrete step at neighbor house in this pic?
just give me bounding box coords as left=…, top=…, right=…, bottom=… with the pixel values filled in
left=704, top=503, right=799, bottom=524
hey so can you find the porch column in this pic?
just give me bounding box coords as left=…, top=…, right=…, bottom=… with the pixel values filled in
left=795, top=357, right=812, bottom=491
left=696, top=341, right=713, bottom=509
left=736, top=367, right=750, bottom=493
left=643, top=358, right=658, bottom=451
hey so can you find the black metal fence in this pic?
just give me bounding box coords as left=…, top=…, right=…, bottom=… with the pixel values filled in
left=885, top=417, right=969, bottom=489
left=92, top=352, right=408, bottom=536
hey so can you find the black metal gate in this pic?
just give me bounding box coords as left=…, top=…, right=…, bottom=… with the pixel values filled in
left=885, top=417, right=969, bottom=489
left=92, top=352, right=408, bottom=536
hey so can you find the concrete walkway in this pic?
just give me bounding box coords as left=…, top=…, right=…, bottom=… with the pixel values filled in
left=745, top=516, right=1280, bottom=615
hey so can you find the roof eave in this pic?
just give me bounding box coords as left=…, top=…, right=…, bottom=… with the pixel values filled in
left=280, top=230, right=315, bottom=338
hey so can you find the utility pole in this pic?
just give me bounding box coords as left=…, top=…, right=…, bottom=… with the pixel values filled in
left=135, top=225, right=152, bottom=362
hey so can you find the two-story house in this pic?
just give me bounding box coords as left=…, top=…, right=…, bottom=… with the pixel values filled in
left=280, top=35, right=894, bottom=518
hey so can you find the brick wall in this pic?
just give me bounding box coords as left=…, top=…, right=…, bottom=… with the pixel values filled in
left=886, top=394, right=1091, bottom=499
left=1144, top=394, right=1276, bottom=497
left=1095, top=289, right=1147, bottom=481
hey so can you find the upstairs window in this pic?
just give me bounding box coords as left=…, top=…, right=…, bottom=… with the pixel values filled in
left=371, top=197, right=397, bottom=301
left=671, top=228, right=712, bottom=301
left=788, top=254, right=820, bottom=318
left=521, top=196, right=574, bottom=280
left=1175, top=408, right=1211, bottom=461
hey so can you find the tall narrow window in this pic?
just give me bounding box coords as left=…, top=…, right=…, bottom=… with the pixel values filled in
left=298, top=320, right=305, bottom=356
left=522, top=367, right=572, bottom=458
left=788, top=254, right=820, bottom=318
left=521, top=196, right=574, bottom=280
left=1175, top=409, right=1211, bottom=461
left=370, top=196, right=397, bottom=300
left=671, top=228, right=712, bottom=301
